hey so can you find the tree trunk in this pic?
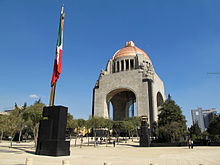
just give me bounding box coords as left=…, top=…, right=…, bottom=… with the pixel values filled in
left=80, top=137, right=83, bottom=148
left=18, top=129, right=22, bottom=143
left=10, top=133, right=14, bottom=148
left=117, top=135, right=119, bottom=145
left=10, top=138, right=13, bottom=148
left=0, top=130, right=3, bottom=143
left=33, top=126, right=38, bottom=148
left=131, top=132, right=134, bottom=142
left=75, top=138, right=77, bottom=147
left=87, top=134, right=89, bottom=146
left=35, top=128, right=38, bottom=147
left=106, top=135, right=108, bottom=147
left=94, top=131, right=96, bottom=148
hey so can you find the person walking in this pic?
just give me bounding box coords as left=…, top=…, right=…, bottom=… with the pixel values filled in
left=188, top=139, right=192, bottom=149
left=113, top=140, right=116, bottom=147
left=191, top=140, right=194, bottom=149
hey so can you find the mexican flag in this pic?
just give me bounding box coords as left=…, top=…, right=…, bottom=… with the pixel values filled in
left=51, top=6, right=64, bottom=87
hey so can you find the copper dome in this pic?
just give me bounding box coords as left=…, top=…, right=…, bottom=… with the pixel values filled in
left=112, top=41, right=151, bottom=62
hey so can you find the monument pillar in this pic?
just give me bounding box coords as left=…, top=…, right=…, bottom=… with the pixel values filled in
left=36, top=106, right=70, bottom=156
left=139, top=116, right=151, bottom=147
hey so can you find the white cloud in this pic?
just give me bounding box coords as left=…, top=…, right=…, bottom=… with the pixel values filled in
left=29, top=94, right=39, bottom=98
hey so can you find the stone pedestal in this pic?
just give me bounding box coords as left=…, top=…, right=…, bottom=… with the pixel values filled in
left=36, top=106, right=70, bottom=156
left=140, top=116, right=150, bottom=147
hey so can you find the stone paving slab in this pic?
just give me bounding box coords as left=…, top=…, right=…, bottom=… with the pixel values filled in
left=0, top=139, right=220, bottom=165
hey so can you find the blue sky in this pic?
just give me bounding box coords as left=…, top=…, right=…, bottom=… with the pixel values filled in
left=0, top=0, right=220, bottom=126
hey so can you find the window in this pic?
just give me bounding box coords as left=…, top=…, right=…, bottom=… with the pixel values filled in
left=121, top=60, right=124, bottom=71
left=117, top=61, right=119, bottom=72
left=112, top=62, right=115, bottom=73
left=126, top=60, right=129, bottom=70
left=130, top=59, right=134, bottom=69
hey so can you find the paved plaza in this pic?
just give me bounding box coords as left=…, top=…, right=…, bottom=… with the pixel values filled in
left=0, top=138, right=220, bottom=165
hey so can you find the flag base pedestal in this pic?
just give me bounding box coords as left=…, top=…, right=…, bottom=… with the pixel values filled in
left=36, top=106, right=70, bottom=156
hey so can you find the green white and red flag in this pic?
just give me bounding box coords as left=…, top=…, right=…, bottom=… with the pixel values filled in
left=51, top=6, right=64, bottom=87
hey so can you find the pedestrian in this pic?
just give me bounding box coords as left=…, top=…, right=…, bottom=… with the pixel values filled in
left=188, top=139, right=192, bottom=149
left=191, top=140, right=194, bottom=149
left=80, top=137, right=83, bottom=148
left=113, top=140, right=116, bottom=147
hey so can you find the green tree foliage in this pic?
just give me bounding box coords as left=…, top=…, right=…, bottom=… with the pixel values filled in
left=86, top=116, right=108, bottom=147
left=17, top=102, right=28, bottom=143
left=151, top=121, right=158, bottom=137
left=23, top=99, right=45, bottom=147
left=125, top=117, right=141, bottom=128
left=104, top=118, right=113, bottom=131
left=0, top=115, right=8, bottom=142
left=157, top=95, right=187, bottom=142
left=189, top=122, right=201, bottom=136
left=66, top=113, right=77, bottom=138
left=86, top=116, right=107, bottom=130
left=124, top=117, right=141, bottom=137
left=67, top=113, right=75, bottom=128
left=122, top=120, right=134, bottom=137
left=207, top=115, right=220, bottom=141
left=76, top=119, right=86, bottom=136
left=112, top=121, right=124, bottom=136
left=5, top=107, right=21, bottom=147
left=188, top=122, right=201, bottom=141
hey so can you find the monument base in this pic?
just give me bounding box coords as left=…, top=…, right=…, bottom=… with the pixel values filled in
left=36, top=140, right=70, bottom=156
left=36, top=106, right=70, bottom=156
left=139, top=116, right=151, bottom=147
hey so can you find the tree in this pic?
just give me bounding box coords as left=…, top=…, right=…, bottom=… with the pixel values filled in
left=104, top=118, right=113, bottom=135
left=5, top=109, right=20, bottom=147
left=151, top=121, right=158, bottom=138
left=86, top=116, right=107, bottom=131
left=66, top=113, right=77, bottom=139
left=23, top=100, right=45, bottom=147
left=188, top=122, right=201, bottom=141
left=125, top=117, right=141, bottom=138
left=157, top=95, right=187, bottom=142
left=0, top=115, right=8, bottom=142
left=17, top=102, right=28, bottom=143
left=189, top=123, right=201, bottom=136
left=76, top=119, right=86, bottom=136
left=207, top=115, right=220, bottom=141
left=122, top=120, right=134, bottom=138
left=86, top=116, right=106, bottom=147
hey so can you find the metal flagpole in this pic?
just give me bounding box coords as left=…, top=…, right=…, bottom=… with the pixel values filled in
left=49, top=4, right=65, bottom=106
left=49, top=81, right=57, bottom=106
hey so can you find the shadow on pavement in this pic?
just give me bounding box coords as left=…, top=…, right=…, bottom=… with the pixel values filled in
left=12, top=146, right=35, bottom=154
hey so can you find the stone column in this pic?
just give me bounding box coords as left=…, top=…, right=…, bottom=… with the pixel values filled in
left=124, top=60, right=126, bottom=70
left=128, top=59, right=130, bottom=70
left=134, top=59, right=136, bottom=69
left=114, top=62, right=117, bottom=72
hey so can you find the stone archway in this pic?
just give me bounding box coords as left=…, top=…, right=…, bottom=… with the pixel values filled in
left=106, top=88, right=136, bottom=121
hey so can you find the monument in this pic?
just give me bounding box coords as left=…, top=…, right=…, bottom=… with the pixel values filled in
left=92, top=41, right=165, bottom=126
left=36, top=106, right=70, bottom=156
left=140, top=115, right=150, bottom=147
left=36, top=5, right=70, bottom=156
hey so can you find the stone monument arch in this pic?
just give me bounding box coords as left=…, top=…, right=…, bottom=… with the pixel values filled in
left=106, top=87, right=137, bottom=120
left=92, top=41, right=166, bottom=125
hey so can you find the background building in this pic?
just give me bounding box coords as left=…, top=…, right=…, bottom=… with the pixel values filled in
left=191, top=108, right=218, bottom=132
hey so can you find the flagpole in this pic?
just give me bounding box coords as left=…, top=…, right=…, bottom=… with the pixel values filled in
left=49, top=4, right=65, bottom=106
left=49, top=81, right=57, bottom=106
